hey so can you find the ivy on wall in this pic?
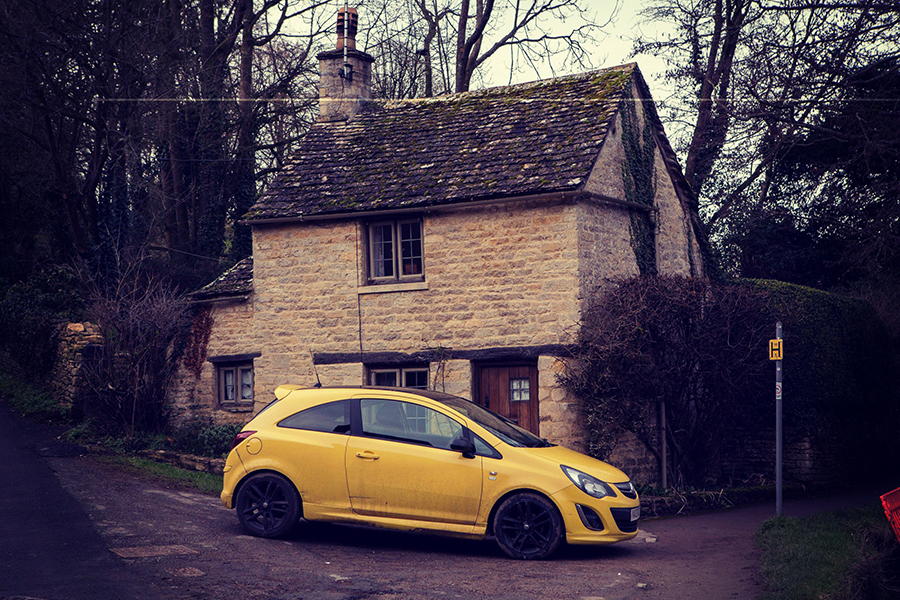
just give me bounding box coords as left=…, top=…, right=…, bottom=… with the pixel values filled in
left=183, top=307, right=214, bottom=379
left=619, top=96, right=658, bottom=275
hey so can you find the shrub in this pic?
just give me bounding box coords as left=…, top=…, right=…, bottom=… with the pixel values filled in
left=561, top=276, right=897, bottom=487
left=169, top=419, right=243, bottom=458
left=80, top=272, right=190, bottom=437
left=560, top=276, right=771, bottom=487
left=0, top=267, right=84, bottom=379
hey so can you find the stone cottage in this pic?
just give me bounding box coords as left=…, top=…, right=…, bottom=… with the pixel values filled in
left=170, top=10, right=707, bottom=458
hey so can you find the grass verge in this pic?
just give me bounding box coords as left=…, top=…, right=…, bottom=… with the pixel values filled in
left=757, top=503, right=900, bottom=600
left=96, top=455, right=223, bottom=496
left=0, top=371, right=69, bottom=423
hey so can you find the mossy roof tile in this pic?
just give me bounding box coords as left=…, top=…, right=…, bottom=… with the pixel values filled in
left=245, top=65, right=636, bottom=221
left=190, top=257, right=253, bottom=301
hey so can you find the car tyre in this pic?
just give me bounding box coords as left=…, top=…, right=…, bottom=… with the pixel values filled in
left=493, top=492, right=564, bottom=559
left=236, top=473, right=301, bottom=538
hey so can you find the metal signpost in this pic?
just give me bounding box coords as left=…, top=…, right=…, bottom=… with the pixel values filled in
left=769, top=322, right=784, bottom=516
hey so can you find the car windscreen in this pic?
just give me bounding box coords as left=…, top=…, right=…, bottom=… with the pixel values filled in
left=434, top=396, right=552, bottom=448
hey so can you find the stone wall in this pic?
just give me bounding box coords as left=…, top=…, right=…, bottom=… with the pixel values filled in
left=537, top=356, right=585, bottom=452
left=48, top=322, right=103, bottom=418
left=169, top=301, right=258, bottom=427
left=721, top=427, right=852, bottom=488
left=608, top=430, right=660, bottom=487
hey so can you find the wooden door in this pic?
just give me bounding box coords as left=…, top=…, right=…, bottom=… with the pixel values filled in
left=475, top=363, right=539, bottom=434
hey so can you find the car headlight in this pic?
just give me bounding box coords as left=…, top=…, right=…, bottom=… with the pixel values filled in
left=561, top=465, right=617, bottom=499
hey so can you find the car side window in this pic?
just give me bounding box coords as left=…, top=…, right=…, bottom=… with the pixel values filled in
left=472, top=433, right=502, bottom=459
left=278, top=400, right=351, bottom=434
left=360, top=399, right=462, bottom=450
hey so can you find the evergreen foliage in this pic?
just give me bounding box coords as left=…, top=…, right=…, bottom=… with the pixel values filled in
left=0, top=268, right=84, bottom=378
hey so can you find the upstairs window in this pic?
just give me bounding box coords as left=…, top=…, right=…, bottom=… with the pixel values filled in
left=370, top=367, right=429, bottom=390
left=368, top=219, right=423, bottom=283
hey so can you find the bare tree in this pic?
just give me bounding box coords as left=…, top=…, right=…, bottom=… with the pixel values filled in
left=359, top=0, right=616, bottom=97
left=78, top=253, right=191, bottom=436
left=0, top=0, right=331, bottom=287
left=634, top=1, right=899, bottom=232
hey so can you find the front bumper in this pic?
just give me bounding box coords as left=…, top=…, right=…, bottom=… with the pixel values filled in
left=551, top=485, right=640, bottom=545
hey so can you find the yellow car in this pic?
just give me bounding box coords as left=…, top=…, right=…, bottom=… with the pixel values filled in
left=221, top=386, right=640, bottom=559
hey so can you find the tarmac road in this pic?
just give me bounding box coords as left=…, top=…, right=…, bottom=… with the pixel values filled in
left=0, top=401, right=885, bottom=600
left=0, top=401, right=177, bottom=600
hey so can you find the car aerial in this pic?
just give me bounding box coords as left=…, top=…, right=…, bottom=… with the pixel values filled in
left=221, top=386, right=640, bottom=559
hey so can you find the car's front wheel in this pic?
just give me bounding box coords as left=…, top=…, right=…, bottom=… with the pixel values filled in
left=235, top=473, right=301, bottom=538
left=493, top=492, right=564, bottom=559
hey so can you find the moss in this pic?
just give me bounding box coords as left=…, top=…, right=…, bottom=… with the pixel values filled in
left=620, top=91, right=658, bottom=275
left=586, top=70, right=631, bottom=101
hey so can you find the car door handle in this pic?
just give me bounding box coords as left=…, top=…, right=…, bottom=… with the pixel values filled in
left=356, top=451, right=379, bottom=460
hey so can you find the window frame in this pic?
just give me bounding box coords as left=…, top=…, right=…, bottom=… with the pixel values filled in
left=216, top=362, right=254, bottom=408
left=366, top=218, right=424, bottom=285
left=369, top=366, right=430, bottom=390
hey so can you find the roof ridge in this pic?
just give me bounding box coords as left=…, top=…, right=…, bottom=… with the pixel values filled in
left=379, top=63, right=637, bottom=110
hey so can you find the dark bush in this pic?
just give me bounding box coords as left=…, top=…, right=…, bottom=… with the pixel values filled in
left=0, top=371, right=70, bottom=423
left=747, top=279, right=898, bottom=478
left=0, top=267, right=84, bottom=379
left=169, top=419, right=243, bottom=458
left=561, top=276, right=897, bottom=488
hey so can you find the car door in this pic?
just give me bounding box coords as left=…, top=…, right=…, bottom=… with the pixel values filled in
left=345, top=397, right=483, bottom=524
left=275, top=399, right=353, bottom=510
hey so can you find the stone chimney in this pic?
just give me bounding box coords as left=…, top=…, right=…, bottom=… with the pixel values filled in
left=317, top=7, right=374, bottom=122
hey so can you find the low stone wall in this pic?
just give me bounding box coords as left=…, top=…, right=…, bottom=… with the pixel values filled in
left=137, top=449, right=225, bottom=475
left=721, top=426, right=851, bottom=489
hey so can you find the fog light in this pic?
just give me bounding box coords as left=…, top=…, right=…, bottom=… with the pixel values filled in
left=576, top=504, right=605, bottom=531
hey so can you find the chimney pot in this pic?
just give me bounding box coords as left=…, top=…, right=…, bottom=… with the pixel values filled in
left=337, top=7, right=358, bottom=50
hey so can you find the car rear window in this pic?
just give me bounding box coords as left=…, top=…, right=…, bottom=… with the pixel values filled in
left=278, top=400, right=351, bottom=434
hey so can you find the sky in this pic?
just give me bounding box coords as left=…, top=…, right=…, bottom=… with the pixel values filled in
left=477, top=1, right=673, bottom=100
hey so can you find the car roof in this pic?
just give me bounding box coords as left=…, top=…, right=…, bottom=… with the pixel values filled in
left=275, top=385, right=464, bottom=403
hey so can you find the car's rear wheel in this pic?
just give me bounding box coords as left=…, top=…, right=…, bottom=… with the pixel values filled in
left=493, top=492, right=564, bottom=559
left=235, top=473, right=301, bottom=538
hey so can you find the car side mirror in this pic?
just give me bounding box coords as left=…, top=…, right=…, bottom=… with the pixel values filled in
left=450, top=436, right=476, bottom=459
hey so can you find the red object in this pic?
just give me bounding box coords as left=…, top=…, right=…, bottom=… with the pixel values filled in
left=230, top=430, right=257, bottom=451
left=881, top=487, right=900, bottom=544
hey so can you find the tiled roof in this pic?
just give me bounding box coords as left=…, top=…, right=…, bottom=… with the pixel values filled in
left=190, top=257, right=253, bottom=301
left=245, top=64, right=638, bottom=221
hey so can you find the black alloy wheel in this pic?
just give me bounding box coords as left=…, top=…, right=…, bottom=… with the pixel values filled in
left=235, top=473, right=301, bottom=538
left=493, top=492, right=564, bottom=559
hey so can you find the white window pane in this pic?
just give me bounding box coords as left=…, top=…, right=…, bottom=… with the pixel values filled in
left=223, top=369, right=235, bottom=402
left=510, top=378, right=530, bottom=402
left=240, top=368, right=253, bottom=401
left=370, top=224, right=394, bottom=278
